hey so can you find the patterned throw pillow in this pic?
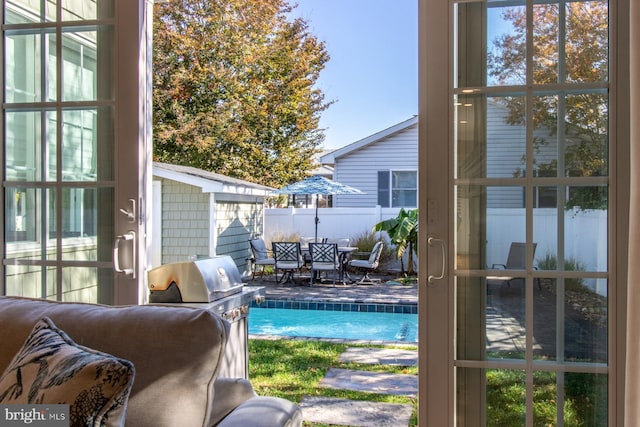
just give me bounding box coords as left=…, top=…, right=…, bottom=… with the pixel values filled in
left=0, top=317, right=135, bottom=427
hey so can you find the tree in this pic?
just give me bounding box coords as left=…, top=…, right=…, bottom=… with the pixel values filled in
left=488, top=2, right=608, bottom=211
left=152, top=0, right=332, bottom=187
left=374, top=208, right=418, bottom=276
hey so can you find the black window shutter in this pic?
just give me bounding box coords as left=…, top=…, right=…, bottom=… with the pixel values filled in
left=378, top=171, right=390, bottom=207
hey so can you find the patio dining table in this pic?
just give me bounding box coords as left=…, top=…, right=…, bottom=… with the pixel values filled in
left=303, top=244, right=357, bottom=285
left=337, top=246, right=358, bottom=284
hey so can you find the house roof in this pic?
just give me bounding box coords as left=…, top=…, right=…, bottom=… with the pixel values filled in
left=319, top=115, right=418, bottom=164
left=310, top=149, right=335, bottom=177
left=153, top=162, right=273, bottom=196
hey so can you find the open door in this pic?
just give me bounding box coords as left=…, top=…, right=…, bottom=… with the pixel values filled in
left=420, top=0, right=617, bottom=424
left=2, top=0, right=152, bottom=305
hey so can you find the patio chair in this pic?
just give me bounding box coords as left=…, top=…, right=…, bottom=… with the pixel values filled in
left=272, top=241, right=305, bottom=285
left=487, top=242, right=540, bottom=289
left=348, top=241, right=384, bottom=285
left=300, top=236, right=325, bottom=263
left=309, top=242, right=340, bottom=286
left=326, top=237, right=350, bottom=247
left=248, top=237, right=276, bottom=281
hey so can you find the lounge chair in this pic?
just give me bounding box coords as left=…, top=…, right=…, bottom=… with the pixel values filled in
left=309, top=242, right=340, bottom=286
left=248, top=238, right=276, bottom=280
left=348, top=241, right=384, bottom=284
left=272, top=241, right=305, bottom=285
left=487, top=242, right=540, bottom=289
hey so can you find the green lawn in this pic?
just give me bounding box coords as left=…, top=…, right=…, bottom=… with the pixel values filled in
left=248, top=339, right=419, bottom=427
left=249, top=339, right=607, bottom=426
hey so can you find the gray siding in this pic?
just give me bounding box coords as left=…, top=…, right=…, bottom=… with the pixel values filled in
left=486, top=101, right=558, bottom=208
left=214, top=200, right=264, bottom=273
left=160, top=178, right=210, bottom=264
left=333, top=124, right=418, bottom=207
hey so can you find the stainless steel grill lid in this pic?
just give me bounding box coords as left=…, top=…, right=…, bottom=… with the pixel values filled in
left=147, top=255, right=244, bottom=303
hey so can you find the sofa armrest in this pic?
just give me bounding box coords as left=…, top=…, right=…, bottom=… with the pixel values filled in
left=210, top=378, right=257, bottom=425
left=215, top=396, right=302, bottom=427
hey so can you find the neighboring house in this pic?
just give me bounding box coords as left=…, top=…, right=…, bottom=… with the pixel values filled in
left=320, top=116, right=419, bottom=208
left=152, top=162, right=272, bottom=275
left=321, top=102, right=560, bottom=209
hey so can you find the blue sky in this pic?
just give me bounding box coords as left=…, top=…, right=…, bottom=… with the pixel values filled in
left=290, top=0, right=418, bottom=150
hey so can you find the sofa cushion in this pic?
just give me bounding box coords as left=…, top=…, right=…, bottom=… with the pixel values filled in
left=0, top=297, right=229, bottom=427
left=0, top=317, right=135, bottom=427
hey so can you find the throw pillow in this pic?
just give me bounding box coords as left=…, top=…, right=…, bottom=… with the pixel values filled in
left=0, top=317, right=135, bottom=427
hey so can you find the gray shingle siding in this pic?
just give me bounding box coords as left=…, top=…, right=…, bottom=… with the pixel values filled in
left=160, top=179, right=210, bottom=264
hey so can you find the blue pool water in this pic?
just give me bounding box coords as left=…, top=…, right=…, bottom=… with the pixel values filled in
left=248, top=307, right=418, bottom=342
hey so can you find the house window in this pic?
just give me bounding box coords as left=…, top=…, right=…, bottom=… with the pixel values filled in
left=378, top=170, right=417, bottom=208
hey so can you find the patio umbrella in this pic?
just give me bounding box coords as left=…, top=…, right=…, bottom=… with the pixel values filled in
left=272, top=175, right=364, bottom=241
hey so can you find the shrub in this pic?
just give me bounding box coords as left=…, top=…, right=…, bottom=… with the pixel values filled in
left=536, top=251, right=586, bottom=290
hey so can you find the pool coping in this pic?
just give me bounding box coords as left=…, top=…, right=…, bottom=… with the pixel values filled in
left=251, top=298, right=417, bottom=314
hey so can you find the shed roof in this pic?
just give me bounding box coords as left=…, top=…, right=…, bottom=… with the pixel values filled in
left=319, top=116, right=418, bottom=164
left=153, top=162, right=273, bottom=196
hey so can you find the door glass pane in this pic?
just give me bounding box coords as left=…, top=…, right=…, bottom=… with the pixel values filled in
left=5, top=110, right=53, bottom=181
left=62, top=108, right=95, bottom=180
left=565, top=1, right=608, bottom=83
left=62, top=0, right=115, bottom=21
left=4, top=0, right=56, bottom=23
left=4, top=31, right=57, bottom=103
left=564, top=93, right=609, bottom=178
left=486, top=369, right=526, bottom=425
left=457, top=95, right=527, bottom=180
left=62, top=28, right=114, bottom=102
left=454, top=0, right=609, bottom=424
left=4, top=265, right=55, bottom=299
left=486, top=4, right=526, bottom=87
left=60, top=187, right=113, bottom=262
left=532, top=3, right=559, bottom=85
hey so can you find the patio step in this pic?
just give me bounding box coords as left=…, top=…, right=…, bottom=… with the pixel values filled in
left=338, top=347, right=418, bottom=366
left=299, top=347, right=418, bottom=426
left=298, top=396, right=413, bottom=427
left=320, top=368, right=418, bottom=396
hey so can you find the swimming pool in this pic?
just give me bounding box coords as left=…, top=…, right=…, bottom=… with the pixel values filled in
left=248, top=301, right=418, bottom=342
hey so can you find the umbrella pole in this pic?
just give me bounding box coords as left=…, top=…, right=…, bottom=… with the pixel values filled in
left=315, top=199, right=319, bottom=242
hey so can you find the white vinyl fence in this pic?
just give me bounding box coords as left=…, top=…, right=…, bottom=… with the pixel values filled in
left=265, top=206, right=607, bottom=282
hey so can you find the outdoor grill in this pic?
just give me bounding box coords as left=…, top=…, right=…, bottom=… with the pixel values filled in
left=147, top=255, right=264, bottom=379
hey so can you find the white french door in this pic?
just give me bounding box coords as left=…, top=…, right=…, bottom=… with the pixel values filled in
left=1, top=0, right=151, bottom=305
left=419, top=0, right=620, bottom=424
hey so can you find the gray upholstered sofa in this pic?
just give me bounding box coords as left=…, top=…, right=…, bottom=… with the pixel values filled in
left=0, top=296, right=302, bottom=427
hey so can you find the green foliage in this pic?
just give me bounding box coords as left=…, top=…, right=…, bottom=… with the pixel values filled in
left=152, top=0, right=332, bottom=187
left=488, top=3, right=609, bottom=211
left=373, top=209, right=418, bottom=275
left=349, top=230, right=394, bottom=267
left=486, top=368, right=606, bottom=426
left=536, top=251, right=586, bottom=290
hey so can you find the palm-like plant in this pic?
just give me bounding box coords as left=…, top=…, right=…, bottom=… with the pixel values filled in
left=373, top=208, right=418, bottom=275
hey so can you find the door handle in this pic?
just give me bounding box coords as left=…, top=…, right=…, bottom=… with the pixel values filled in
left=113, top=231, right=136, bottom=279
left=119, top=198, right=136, bottom=223
left=427, top=236, right=446, bottom=285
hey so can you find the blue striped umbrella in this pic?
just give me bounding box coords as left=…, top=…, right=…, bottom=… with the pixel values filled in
left=272, top=176, right=363, bottom=240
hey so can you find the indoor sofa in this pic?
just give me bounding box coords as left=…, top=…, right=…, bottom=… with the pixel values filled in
left=0, top=296, right=302, bottom=427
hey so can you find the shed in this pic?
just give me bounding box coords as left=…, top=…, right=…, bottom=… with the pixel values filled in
left=152, top=162, right=273, bottom=275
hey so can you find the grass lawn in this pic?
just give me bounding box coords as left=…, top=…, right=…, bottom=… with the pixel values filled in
left=248, top=338, right=419, bottom=427
left=249, top=339, right=607, bottom=426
